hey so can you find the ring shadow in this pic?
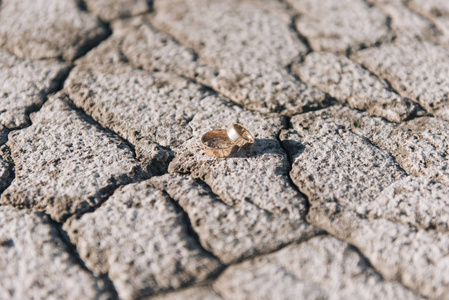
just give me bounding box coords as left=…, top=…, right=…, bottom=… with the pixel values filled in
left=230, top=138, right=306, bottom=161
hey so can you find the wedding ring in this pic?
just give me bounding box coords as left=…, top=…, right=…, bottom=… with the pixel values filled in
left=201, top=129, right=239, bottom=157
left=227, top=123, right=255, bottom=147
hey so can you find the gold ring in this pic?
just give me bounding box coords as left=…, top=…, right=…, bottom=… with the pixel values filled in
left=201, top=129, right=239, bottom=157
left=227, top=123, right=255, bottom=147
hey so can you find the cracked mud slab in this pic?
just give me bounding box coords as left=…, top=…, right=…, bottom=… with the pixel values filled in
left=352, top=37, right=449, bottom=120
left=66, top=36, right=308, bottom=221
left=366, top=0, right=438, bottom=41
left=408, top=0, right=449, bottom=39
left=214, top=235, right=420, bottom=300
left=293, top=106, right=449, bottom=187
left=149, top=174, right=319, bottom=264
left=286, top=106, right=449, bottom=230
left=1, top=96, right=145, bottom=222
left=1, top=0, right=449, bottom=298
left=151, top=0, right=330, bottom=115
left=168, top=96, right=308, bottom=220
left=0, top=49, right=69, bottom=130
left=0, top=206, right=109, bottom=300
left=287, top=0, right=391, bottom=53
left=308, top=203, right=449, bottom=299
left=293, top=52, right=422, bottom=123
left=0, top=0, right=109, bottom=61
left=65, top=181, right=221, bottom=300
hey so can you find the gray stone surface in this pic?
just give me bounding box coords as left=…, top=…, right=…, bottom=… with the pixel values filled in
left=0, top=49, right=69, bottom=130
left=65, top=181, right=221, bottom=300
left=66, top=62, right=203, bottom=149
left=293, top=52, right=421, bottom=122
left=214, top=235, right=420, bottom=300
left=367, top=0, right=438, bottom=41
left=1, top=96, right=144, bottom=222
left=84, top=0, right=150, bottom=22
left=387, top=117, right=449, bottom=185
left=2, top=0, right=449, bottom=298
left=408, top=0, right=449, bottom=39
left=287, top=106, right=449, bottom=230
left=149, top=174, right=319, bottom=264
left=287, top=0, right=391, bottom=53
left=66, top=38, right=308, bottom=220
left=291, top=106, right=449, bottom=184
left=352, top=38, right=449, bottom=121
left=66, top=36, right=202, bottom=170
left=280, top=126, right=407, bottom=215
left=168, top=96, right=307, bottom=220
left=372, top=176, right=449, bottom=231
left=308, top=203, right=449, bottom=299
left=0, top=0, right=109, bottom=61
left=0, top=206, right=109, bottom=300
left=151, top=0, right=330, bottom=115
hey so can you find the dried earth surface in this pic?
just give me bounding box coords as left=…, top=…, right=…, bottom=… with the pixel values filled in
left=0, top=0, right=448, bottom=299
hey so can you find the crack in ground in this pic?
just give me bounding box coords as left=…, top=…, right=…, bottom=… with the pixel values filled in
left=350, top=58, right=429, bottom=120
left=63, top=97, right=169, bottom=177
left=145, top=224, right=324, bottom=299
left=276, top=116, right=312, bottom=217
left=50, top=217, right=120, bottom=300
left=0, top=65, right=71, bottom=200
left=0, top=144, right=14, bottom=197
left=304, top=202, right=425, bottom=298
left=404, top=0, right=446, bottom=37
left=162, top=190, right=226, bottom=267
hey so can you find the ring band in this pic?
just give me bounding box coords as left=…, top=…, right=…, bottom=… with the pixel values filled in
left=201, top=130, right=239, bottom=157
left=227, top=123, right=255, bottom=147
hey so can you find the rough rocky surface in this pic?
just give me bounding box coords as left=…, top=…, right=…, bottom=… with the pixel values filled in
left=290, top=106, right=449, bottom=187
left=151, top=0, right=330, bottom=115
left=287, top=0, right=391, bottom=53
left=408, top=0, right=449, bottom=39
left=168, top=97, right=308, bottom=220
left=366, top=0, right=438, bottom=41
left=0, top=0, right=109, bottom=61
left=2, top=0, right=449, bottom=299
left=280, top=127, right=406, bottom=213
left=293, top=52, right=421, bottom=122
left=308, top=204, right=449, bottom=299
left=149, top=174, right=319, bottom=264
left=0, top=49, right=69, bottom=130
left=352, top=37, right=449, bottom=120
left=286, top=106, right=449, bottom=230
left=214, top=235, right=420, bottom=300
left=1, top=96, right=144, bottom=222
left=84, top=0, right=151, bottom=22
left=65, top=181, right=221, bottom=300
left=66, top=35, right=308, bottom=220
left=0, top=206, right=109, bottom=300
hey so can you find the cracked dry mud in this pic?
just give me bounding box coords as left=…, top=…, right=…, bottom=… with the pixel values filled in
left=0, top=0, right=448, bottom=299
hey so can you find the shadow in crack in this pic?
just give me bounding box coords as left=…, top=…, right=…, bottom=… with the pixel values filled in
left=230, top=138, right=286, bottom=158
left=279, top=138, right=306, bottom=162
left=231, top=138, right=306, bottom=160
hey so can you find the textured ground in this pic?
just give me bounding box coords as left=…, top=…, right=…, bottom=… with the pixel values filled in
left=1, top=0, right=449, bottom=299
